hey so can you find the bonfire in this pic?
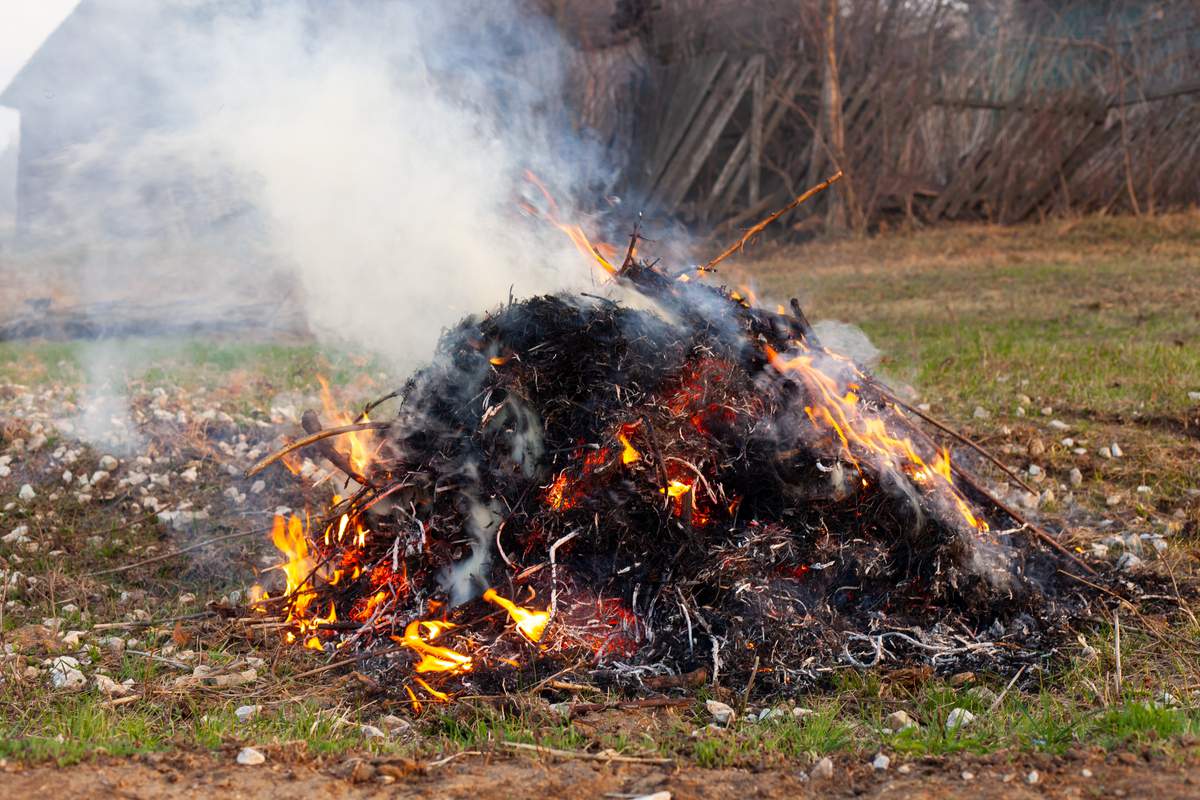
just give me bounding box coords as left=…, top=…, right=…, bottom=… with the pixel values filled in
left=244, top=174, right=1101, bottom=709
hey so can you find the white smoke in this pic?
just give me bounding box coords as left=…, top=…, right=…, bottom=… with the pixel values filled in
left=4, top=0, right=607, bottom=366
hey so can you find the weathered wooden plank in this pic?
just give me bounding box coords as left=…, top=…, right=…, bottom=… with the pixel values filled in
left=646, top=54, right=729, bottom=195
left=653, top=58, right=759, bottom=210
left=749, top=55, right=765, bottom=205
left=706, top=61, right=801, bottom=217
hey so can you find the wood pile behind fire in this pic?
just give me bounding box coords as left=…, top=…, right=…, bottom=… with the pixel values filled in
left=245, top=223, right=1105, bottom=708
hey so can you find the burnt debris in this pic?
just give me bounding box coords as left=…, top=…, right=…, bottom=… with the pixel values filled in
left=250, top=256, right=1106, bottom=702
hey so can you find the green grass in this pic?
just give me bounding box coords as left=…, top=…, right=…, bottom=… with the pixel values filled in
left=1, top=212, right=1198, bottom=768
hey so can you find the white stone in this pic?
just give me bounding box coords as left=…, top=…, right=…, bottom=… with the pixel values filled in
left=1049, top=420, right=1069, bottom=430
left=871, top=753, right=890, bottom=771
left=945, top=707, right=975, bottom=731
left=89, top=470, right=111, bottom=487
left=18, top=484, right=36, bottom=501
left=972, top=406, right=989, bottom=419
left=1069, top=468, right=1083, bottom=487
left=250, top=480, right=266, bottom=494
left=1111, top=442, right=1123, bottom=458
left=1136, top=485, right=1151, bottom=494
left=360, top=724, right=386, bottom=739
left=810, top=756, right=834, bottom=781
left=1026, top=770, right=1039, bottom=784
left=235, top=704, right=262, bottom=723
left=1040, top=406, right=1052, bottom=416
left=98, top=455, right=119, bottom=471
left=705, top=699, right=736, bottom=725
left=47, top=656, right=86, bottom=691
left=180, top=467, right=198, bottom=483
left=885, top=710, right=917, bottom=731
left=94, top=674, right=132, bottom=697
left=236, top=747, right=266, bottom=766
left=1099, top=446, right=1112, bottom=459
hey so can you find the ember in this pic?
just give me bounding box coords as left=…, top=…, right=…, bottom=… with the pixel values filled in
left=246, top=176, right=1099, bottom=705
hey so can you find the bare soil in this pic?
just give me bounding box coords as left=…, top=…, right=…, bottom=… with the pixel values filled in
left=2, top=748, right=1198, bottom=799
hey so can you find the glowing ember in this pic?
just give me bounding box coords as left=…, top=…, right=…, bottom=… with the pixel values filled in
left=618, top=425, right=641, bottom=465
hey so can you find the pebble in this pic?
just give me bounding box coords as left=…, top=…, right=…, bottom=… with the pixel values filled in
left=966, top=686, right=998, bottom=706
left=378, top=714, right=412, bottom=734
left=871, top=753, right=890, bottom=771
left=1069, top=468, right=1083, bottom=487
left=897, top=764, right=911, bottom=775
left=961, top=770, right=975, bottom=781
left=236, top=747, right=266, bottom=766
left=235, top=704, right=262, bottom=723
left=47, top=656, right=86, bottom=691
left=1040, top=406, right=1053, bottom=415
left=1111, top=442, right=1123, bottom=458
left=1072, top=447, right=1087, bottom=455
left=945, top=707, right=975, bottom=731
left=1081, top=768, right=1093, bottom=778
left=1099, top=446, right=1112, bottom=459
left=18, top=484, right=36, bottom=501
left=1027, top=464, right=1042, bottom=477
left=972, top=406, right=989, bottom=419
left=1049, top=419, right=1069, bottom=430
left=250, top=480, right=266, bottom=494
left=98, top=455, right=118, bottom=471
left=1136, top=485, right=1151, bottom=494
left=94, top=674, right=133, bottom=698
left=1117, top=552, right=1142, bottom=571
left=1028, top=439, right=1045, bottom=457
left=1106, top=494, right=1123, bottom=507
left=180, top=467, right=198, bottom=483
left=1026, top=770, right=1039, bottom=784
left=705, top=699, right=736, bottom=726
left=361, top=724, right=386, bottom=739
left=885, top=709, right=917, bottom=731
left=810, top=756, right=834, bottom=781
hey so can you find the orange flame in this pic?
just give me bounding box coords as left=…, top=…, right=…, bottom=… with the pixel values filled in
left=483, top=588, right=550, bottom=643
left=522, top=171, right=616, bottom=276
left=765, top=346, right=988, bottom=532
left=317, top=376, right=378, bottom=477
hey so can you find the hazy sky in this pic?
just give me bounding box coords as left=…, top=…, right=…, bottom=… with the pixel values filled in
left=0, top=1, right=80, bottom=96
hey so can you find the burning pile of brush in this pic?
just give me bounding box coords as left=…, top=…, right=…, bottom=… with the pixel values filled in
left=244, top=178, right=1098, bottom=708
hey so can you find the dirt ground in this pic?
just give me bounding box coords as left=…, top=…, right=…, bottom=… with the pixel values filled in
left=3, top=748, right=1198, bottom=799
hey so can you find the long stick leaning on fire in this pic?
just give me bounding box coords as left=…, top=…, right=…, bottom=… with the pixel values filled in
left=247, top=169, right=1090, bottom=576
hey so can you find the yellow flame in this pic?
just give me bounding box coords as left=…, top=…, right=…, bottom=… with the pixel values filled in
left=393, top=620, right=473, bottom=674
left=483, top=589, right=550, bottom=643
